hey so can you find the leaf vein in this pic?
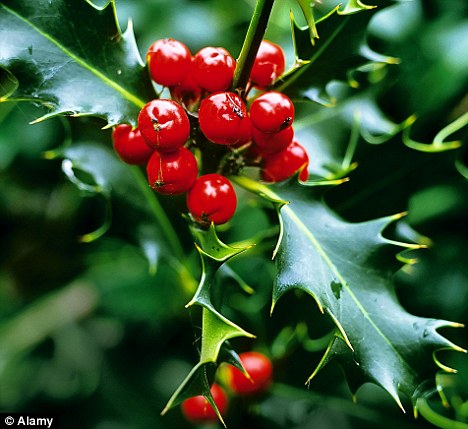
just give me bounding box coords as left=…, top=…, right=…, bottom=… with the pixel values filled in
left=1, top=4, right=146, bottom=109
left=282, top=204, right=417, bottom=376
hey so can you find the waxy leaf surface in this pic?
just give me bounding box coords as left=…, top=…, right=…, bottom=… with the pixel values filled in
left=0, top=0, right=153, bottom=125
left=235, top=176, right=462, bottom=407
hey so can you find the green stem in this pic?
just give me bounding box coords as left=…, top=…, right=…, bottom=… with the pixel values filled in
left=231, top=0, right=275, bottom=97
left=131, top=166, right=185, bottom=260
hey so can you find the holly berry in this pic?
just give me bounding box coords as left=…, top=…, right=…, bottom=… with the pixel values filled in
left=198, top=92, right=251, bottom=145
left=171, top=70, right=202, bottom=108
left=252, top=125, right=294, bottom=156
left=228, top=351, right=273, bottom=395
left=250, top=91, right=294, bottom=134
left=112, top=124, right=154, bottom=165
left=262, top=141, right=309, bottom=182
left=191, top=47, right=236, bottom=92
left=187, top=174, right=237, bottom=225
left=147, top=38, right=191, bottom=87
left=250, top=40, right=286, bottom=88
left=146, top=147, right=198, bottom=195
left=181, top=383, right=228, bottom=424
left=138, top=99, right=190, bottom=152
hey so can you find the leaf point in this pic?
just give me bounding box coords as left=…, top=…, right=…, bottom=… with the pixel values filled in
left=327, top=310, right=354, bottom=352
left=396, top=252, right=419, bottom=266
left=338, top=0, right=377, bottom=15
left=392, top=211, right=408, bottom=221
left=30, top=111, right=64, bottom=125
left=184, top=300, right=195, bottom=309
left=301, top=177, right=350, bottom=187
left=433, top=351, right=459, bottom=374
left=395, top=395, right=407, bottom=414
left=269, top=300, right=276, bottom=317
left=205, top=392, right=227, bottom=428
left=306, top=337, right=335, bottom=384
left=386, top=239, right=428, bottom=250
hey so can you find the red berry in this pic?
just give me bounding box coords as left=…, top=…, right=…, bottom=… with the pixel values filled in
left=187, top=174, right=237, bottom=225
left=181, top=384, right=228, bottom=423
left=198, top=92, right=251, bottom=145
left=228, top=351, right=273, bottom=395
left=250, top=40, right=286, bottom=88
left=112, top=124, right=154, bottom=165
left=146, top=147, right=198, bottom=195
left=250, top=91, right=294, bottom=134
left=147, top=38, right=191, bottom=87
left=252, top=126, right=294, bottom=155
left=262, top=141, right=309, bottom=182
left=171, top=69, right=202, bottom=108
left=138, top=99, right=190, bottom=152
left=192, top=47, right=236, bottom=92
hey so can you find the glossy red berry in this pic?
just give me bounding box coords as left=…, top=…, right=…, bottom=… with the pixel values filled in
left=112, top=124, right=154, bottom=165
left=147, top=38, right=191, bottom=87
left=250, top=40, right=286, bottom=88
left=187, top=174, right=237, bottom=225
left=171, top=69, right=202, bottom=108
left=250, top=91, right=294, bottom=134
left=262, top=141, right=309, bottom=182
left=192, top=47, right=236, bottom=92
left=181, top=384, right=228, bottom=424
left=146, top=147, right=198, bottom=195
left=138, top=99, right=190, bottom=152
left=252, top=125, right=294, bottom=155
left=198, top=92, right=251, bottom=145
left=228, top=351, right=273, bottom=395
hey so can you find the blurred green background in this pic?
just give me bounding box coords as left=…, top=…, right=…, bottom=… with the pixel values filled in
left=0, top=0, right=467, bottom=428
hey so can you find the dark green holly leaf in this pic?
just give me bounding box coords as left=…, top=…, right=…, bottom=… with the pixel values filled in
left=275, top=0, right=400, bottom=103
left=161, top=308, right=251, bottom=424
left=0, top=0, right=153, bottom=126
left=162, top=224, right=254, bottom=421
left=161, top=359, right=218, bottom=416
left=186, top=224, right=255, bottom=352
left=235, top=175, right=464, bottom=409
left=186, top=223, right=254, bottom=319
left=49, top=141, right=184, bottom=274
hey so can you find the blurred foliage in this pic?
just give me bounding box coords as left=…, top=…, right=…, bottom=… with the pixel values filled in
left=0, top=0, right=467, bottom=428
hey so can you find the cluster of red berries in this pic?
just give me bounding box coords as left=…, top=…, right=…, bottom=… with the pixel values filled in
left=181, top=351, right=273, bottom=424
left=112, top=38, right=309, bottom=225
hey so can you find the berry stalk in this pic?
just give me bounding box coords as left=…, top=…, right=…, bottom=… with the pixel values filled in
left=231, top=0, right=275, bottom=98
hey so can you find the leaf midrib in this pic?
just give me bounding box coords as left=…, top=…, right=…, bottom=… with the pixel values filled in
left=281, top=202, right=415, bottom=373
left=233, top=176, right=404, bottom=359
left=2, top=4, right=146, bottom=109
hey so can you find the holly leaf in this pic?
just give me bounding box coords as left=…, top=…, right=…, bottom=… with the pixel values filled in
left=48, top=141, right=184, bottom=275
left=294, top=0, right=319, bottom=46
left=294, top=83, right=415, bottom=180
left=162, top=224, right=254, bottom=423
left=0, top=0, right=153, bottom=126
left=235, top=175, right=464, bottom=409
left=275, top=0, right=400, bottom=103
